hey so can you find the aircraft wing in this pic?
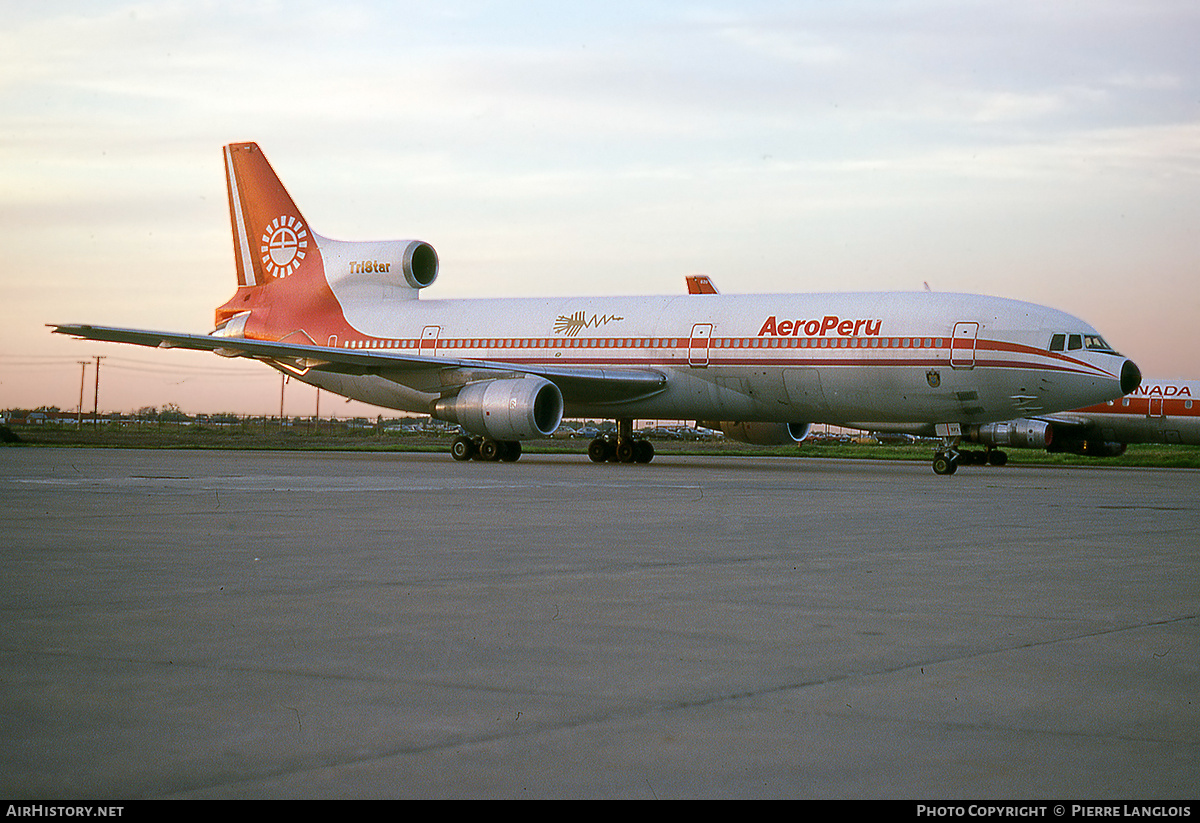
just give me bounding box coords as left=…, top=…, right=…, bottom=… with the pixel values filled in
left=50, top=324, right=668, bottom=405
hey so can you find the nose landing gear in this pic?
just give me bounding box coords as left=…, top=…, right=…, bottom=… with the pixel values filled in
left=932, top=449, right=958, bottom=475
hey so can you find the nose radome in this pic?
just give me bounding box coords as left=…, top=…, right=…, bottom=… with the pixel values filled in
left=1121, top=360, right=1142, bottom=395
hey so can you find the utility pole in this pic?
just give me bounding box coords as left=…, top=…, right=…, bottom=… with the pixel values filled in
left=77, top=361, right=89, bottom=428
left=92, top=356, right=105, bottom=428
left=280, top=373, right=286, bottom=429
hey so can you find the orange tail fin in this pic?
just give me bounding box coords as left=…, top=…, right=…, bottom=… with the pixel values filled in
left=224, top=142, right=312, bottom=287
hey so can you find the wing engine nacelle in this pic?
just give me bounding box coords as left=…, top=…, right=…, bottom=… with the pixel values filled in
left=434, top=377, right=563, bottom=440
left=700, top=421, right=811, bottom=445
left=968, top=419, right=1053, bottom=449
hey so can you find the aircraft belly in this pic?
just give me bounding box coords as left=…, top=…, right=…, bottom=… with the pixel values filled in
left=561, top=368, right=774, bottom=421
left=295, top=371, right=434, bottom=415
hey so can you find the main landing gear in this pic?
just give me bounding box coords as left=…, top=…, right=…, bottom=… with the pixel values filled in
left=588, top=418, right=655, bottom=464
left=931, top=441, right=1009, bottom=475
left=449, top=419, right=656, bottom=464
left=451, top=435, right=522, bottom=462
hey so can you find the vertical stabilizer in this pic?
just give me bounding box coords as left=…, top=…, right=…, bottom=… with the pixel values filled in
left=224, top=142, right=311, bottom=286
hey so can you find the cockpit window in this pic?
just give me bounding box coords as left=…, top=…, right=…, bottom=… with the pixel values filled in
left=1049, top=332, right=1118, bottom=354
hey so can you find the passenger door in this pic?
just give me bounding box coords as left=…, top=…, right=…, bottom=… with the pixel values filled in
left=950, top=322, right=979, bottom=369
left=688, top=323, right=713, bottom=368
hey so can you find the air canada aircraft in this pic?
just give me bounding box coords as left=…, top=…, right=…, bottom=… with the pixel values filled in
left=953, top=378, right=1199, bottom=463
left=52, top=142, right=1141, bottom=474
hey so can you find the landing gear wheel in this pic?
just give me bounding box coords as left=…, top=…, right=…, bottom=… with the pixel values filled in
left=478, top=438, right=501, bottom=461
left=987, top=449, right=1008, bottom=466
left=587, top=438, right=609, bottom=463
left=451, top=436, right=475, bottom=462
left=932, top=452, right=958, bottom=475
left=499, top=440, right=522, bottom=462
left=634, top=440, right=655, bottom=464
left=615, top=438, right=636, bottom=464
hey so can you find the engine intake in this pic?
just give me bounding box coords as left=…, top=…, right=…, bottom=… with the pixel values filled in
left=402, top=240, right=439, bottom=289
left=435, top=377, right=563, bottom=441
left=700, top=421, right=811, bottom=446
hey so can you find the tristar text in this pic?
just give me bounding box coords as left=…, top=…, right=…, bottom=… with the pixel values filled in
left=348, top=260, right=392, bottom=274
left=757, top=315, right=883, bottom=337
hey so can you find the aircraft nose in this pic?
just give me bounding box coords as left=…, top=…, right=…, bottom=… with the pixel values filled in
left=1120, top=359, right=1142, bottom=395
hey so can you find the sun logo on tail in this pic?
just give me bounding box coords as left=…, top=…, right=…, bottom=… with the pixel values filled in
left=260, top=215, right=308, bottom=279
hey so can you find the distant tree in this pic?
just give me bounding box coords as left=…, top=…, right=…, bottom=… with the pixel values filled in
left=158, top=403, right=188, bottom=423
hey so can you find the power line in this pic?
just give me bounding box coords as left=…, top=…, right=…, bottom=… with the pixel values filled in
left=2, top=354, right=279, bottom=378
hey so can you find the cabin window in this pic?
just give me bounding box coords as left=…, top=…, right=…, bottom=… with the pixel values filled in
left=1049, top=334, right=1065, bottom=352
left=1068, top=334, right=1082, bottom=350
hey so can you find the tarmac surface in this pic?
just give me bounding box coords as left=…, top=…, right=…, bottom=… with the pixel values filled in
left=1, top=448, right=1197, bottom=799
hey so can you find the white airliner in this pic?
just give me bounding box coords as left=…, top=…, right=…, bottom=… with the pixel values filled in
left=52, top=142, right=1141, bottom=474
left=955, top=378, right=1199, bottom=464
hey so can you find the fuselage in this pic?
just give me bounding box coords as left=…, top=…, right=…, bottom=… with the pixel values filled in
left=279, top=274, right=1136, bottom=432
left=1068, top=379, right=1200, bottom=446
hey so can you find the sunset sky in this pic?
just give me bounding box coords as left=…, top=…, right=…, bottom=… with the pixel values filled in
left=2, top=0, right=1197, bottom=417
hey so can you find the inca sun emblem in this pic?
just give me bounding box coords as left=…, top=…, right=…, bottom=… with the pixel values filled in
left=260, top=215, right=308, bottom=279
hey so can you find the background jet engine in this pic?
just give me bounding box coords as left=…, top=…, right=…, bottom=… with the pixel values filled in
left=968, top=419, right=1053, bottom=449
left=435, top=377, right=563, bottom=441
left=968, top=418, right=1127, bottom=458
left=1063, top=440, right=1127, bottom=457
left=700, top=421, right=811, bottom=446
